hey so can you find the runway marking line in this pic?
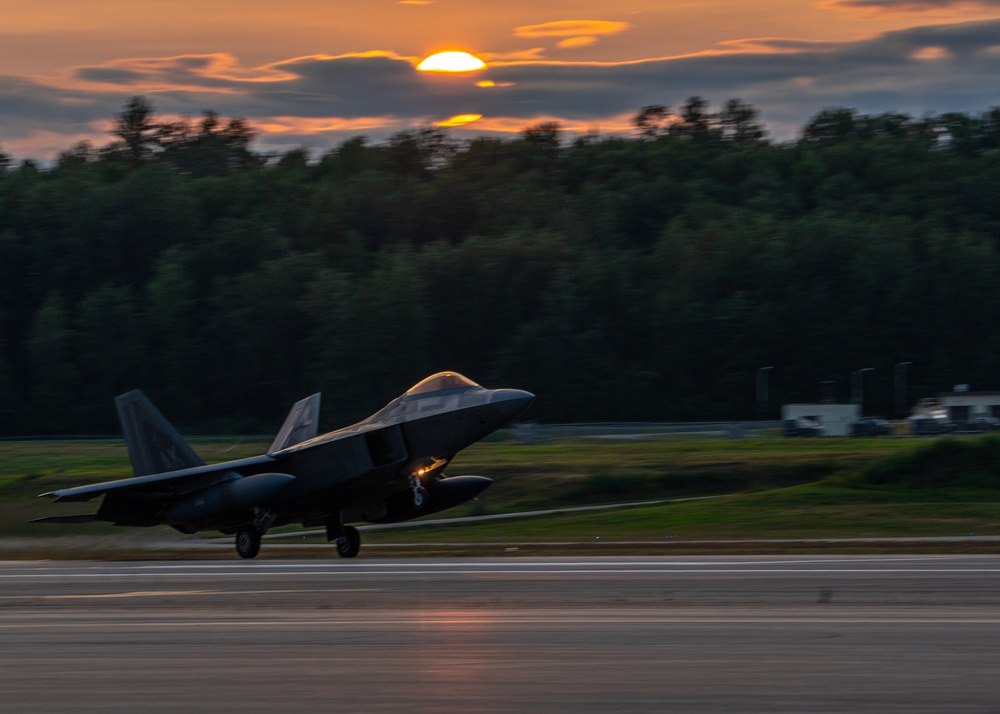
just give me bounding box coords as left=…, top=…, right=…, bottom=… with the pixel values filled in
left=9, top=590, right=221, bottom=600
left=4, top=615, right=1000, bottom=629
left=0, top=588, right=379, bottom=600
left=4, top=568, right=1000, bottom=579
left=133, top=556, right=955, bottom=569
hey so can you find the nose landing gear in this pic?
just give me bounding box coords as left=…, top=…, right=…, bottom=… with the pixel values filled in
left=409, top=474, right=429, bottom=509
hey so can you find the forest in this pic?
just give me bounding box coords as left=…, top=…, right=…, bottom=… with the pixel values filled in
left=1, top=96, right=1000, bottom=433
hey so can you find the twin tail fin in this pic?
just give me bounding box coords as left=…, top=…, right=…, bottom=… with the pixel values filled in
left=115, top=389, right=322, bottom=475
left=114, top=390, right=205, bottom=477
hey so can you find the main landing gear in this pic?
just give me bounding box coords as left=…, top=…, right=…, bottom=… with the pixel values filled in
left=336, top=525, right=361, bottom=558
left=326, top=516, right=361, bottom=558
left=235, top=522, right=360, bottom=559
left=235, top=527, right=261, bottom=559
left=234, top=508, right=275, bottom=559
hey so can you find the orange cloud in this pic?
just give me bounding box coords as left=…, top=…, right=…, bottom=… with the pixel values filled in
left=2, top=128, right=109, bottom=160
left=84, top=53, right=298, bottom=84
left=558, top=37, right=598, bottom=49
left=66, top=50, right=424, bottom=92
left=711, top=38, right=840, bottom=56
left=479, top=48, right=547, bottom=62
left=466, top=113, right=635, bottom=135
left=911, top=45, right=951, bottom=59
left=253, top=116, right=398, bottom=135
left=269, top=50, right=419, bottom=72
left=514, top=20, right=630, bottom=39
left=512, top=20, right=629, bottom=52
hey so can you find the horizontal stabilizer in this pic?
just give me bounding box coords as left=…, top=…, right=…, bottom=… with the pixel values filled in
left=31, top=514, right=98, bottom=524
left=269, top=393, right=321, bottom=454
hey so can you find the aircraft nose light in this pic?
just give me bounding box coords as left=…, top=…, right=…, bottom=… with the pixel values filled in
left=491, top=388, right=535, bottom=421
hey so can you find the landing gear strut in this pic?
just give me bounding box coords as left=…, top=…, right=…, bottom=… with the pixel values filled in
left=235, top=527, right=261, bottom=559
left=235, top=508, right=274, bottom=559
left=409, top=474, right=428, bottom=509
left=336, top=525, right=361, bottom=558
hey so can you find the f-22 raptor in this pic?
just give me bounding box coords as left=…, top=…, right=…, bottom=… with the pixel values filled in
left=38, top=372, right=533, bottom=558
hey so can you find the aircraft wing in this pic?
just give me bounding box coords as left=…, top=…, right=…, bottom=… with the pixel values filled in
left=40, top=454, right=277, bottom=503
left=31, top=513, right=98, bottom=524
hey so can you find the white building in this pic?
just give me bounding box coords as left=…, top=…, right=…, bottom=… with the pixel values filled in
left=919, top=386, right=1000, bottom=423
left=781, top=403, right=861, bottom=437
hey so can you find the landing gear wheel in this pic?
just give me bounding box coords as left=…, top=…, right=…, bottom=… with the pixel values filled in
left=413, top=486, right=428, bottom=508
left=235, top=528, right=261, bottom=559
left=336, top=525, right=361, bottom=558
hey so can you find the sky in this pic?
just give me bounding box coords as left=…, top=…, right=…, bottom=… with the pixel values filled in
left=2, top=0, right=1000, bottom=159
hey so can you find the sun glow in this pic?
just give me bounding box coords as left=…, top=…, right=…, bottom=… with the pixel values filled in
left=417, top=51, right=486, bottom=72
left=435, top=114, right=483, bottom=127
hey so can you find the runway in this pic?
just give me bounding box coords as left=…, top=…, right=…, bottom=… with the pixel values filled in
left=2, top=556, right=999, bottom=712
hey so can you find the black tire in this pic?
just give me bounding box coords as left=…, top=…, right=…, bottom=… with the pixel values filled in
left=336, top=525, right=361, bottom=558
left=235, top=528, right=261, bottom=559
left=414, top=486, right=428, bottom=508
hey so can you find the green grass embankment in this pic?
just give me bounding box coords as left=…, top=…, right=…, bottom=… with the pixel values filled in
left=438, top=437, right=920, bottom=514
left=363, top=436, right=1000, bottom=546
left=5, top=435, right=1000, bottom=547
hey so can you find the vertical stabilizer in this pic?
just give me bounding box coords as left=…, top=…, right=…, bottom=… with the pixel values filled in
left=269, top=393, right=321, bottom=454
left=115, top=390, right=206, bottom=476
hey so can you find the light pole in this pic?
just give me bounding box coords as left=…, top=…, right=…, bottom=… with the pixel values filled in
left=894, top=362, right=913, bottom=419
left=756, top=366, right=774, bottom=421
left=851, top=368, right=875, bottom=411
left=821, top=380, right=836, bottom=404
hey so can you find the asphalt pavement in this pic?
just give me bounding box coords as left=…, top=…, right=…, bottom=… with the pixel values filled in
left=1, top=556, right=999, bottom=712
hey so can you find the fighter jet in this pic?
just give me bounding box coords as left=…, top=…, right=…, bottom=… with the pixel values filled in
left=36, top=372, right=534, bottom=558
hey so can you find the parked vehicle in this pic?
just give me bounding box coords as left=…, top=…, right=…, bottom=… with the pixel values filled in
left=964, top=416, right=1000, bottom=432
left=783, top=418, right=824, bottom=437
left=851, top=417, right=892, bottom=437
left=909, top=416, right=955, bottom=436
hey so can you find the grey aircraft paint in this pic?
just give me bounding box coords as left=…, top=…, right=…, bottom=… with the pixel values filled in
left=36, top=372, right=534, bottom=559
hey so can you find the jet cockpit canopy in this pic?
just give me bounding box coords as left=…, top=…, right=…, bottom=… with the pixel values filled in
left=405, top=372, right=481, bottom=396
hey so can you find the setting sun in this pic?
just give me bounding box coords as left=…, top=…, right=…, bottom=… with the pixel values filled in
left=416, top=51, right=486, bottom=72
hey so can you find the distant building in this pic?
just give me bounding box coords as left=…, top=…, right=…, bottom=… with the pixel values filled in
left=918, top=386, right=1000, bottom=423
left=781, top=403, right=860, bottom=437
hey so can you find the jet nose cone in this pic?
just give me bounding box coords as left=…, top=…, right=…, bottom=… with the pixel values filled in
left=491, top=388, right=535, bottom=422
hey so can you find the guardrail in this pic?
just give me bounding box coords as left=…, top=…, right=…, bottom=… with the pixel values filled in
left=0, top=425, right=784, bottom=444
left=508, top=421, right=783, bottom=443
left=7, top=420, right=984, bottom=443
left=0, top=434, right=269, bottom=443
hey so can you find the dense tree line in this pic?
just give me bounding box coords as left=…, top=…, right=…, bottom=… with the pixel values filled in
left=2, top=96, right=1000, bottom=433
